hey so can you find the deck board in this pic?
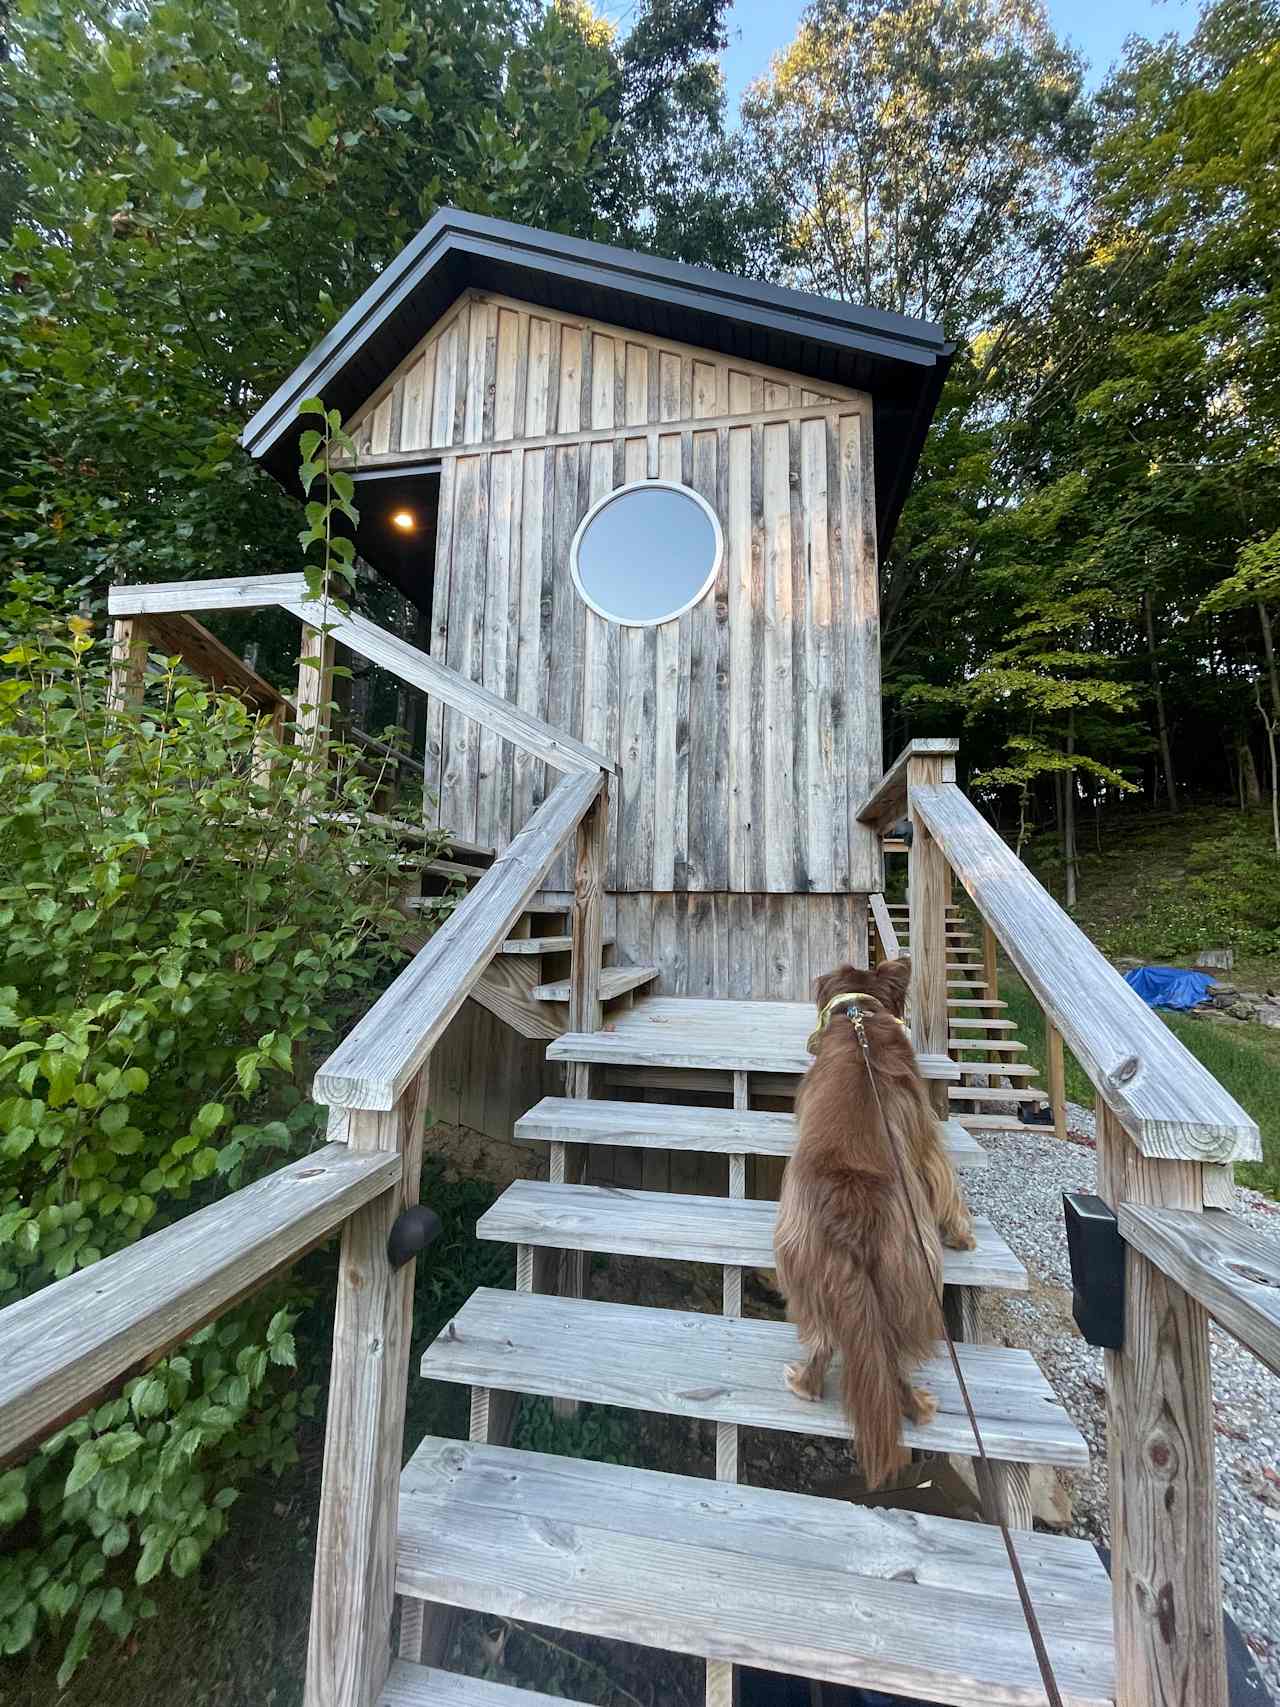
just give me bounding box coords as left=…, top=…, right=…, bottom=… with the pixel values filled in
left=476, top=1181, right=1027, bottom=1291
left=422, top=1288, right=1086, bottom=1465
left=397, top=1436, right=1114, bottom=1706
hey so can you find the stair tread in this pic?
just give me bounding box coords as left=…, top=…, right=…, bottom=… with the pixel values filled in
left=951, top=1038, right=1027, bottom=1052
left=531, top=965, right=659, bottom=1002
left=959, top=1114, right=1056, bottom=1132
left=950, top=1085, right=1047, bottom=1103
left=500, top=935, right=615, bottom=955
left=947, top=997, right=1007, bottom=1007
left=396, top=1436, right=1114, bottom=1706
left=515, top=1097, right=987, bottom=1170
left=546, top=997, right=959, bottom=1080
left=954, top=1063, right=1040, bottom=1079
left=476, top=1181, right=1028, bottom=1292
left=380, top=1665, right=571, bottom=1706
left=949, top=1014, right=1016, bottom=1026
left=423, top=1288, right=1088, bottom=1466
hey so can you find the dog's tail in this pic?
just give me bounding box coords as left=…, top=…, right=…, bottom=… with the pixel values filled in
left=826, top=1188, right=941, bottom=1491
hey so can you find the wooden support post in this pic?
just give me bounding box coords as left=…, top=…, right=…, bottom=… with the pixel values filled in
left=908, top=747, right=955, bottom=1121
left=1046, top=1019, right=1067, bottom=1142
left=251, top=701, right=287, bottom=793
left=108, top=617, right=150, bottom=714
left=553, top=782, right=608, bottom=1418
left=988, top=1460, right=1034, bottom=1532
left=304, top=1065, right=430, bottom=1707
left=295, top=621, right=336, bottom=760
left=981, top=921, right=998, bottom=1003
left=1096, top=1099, right=1227, bottom=1707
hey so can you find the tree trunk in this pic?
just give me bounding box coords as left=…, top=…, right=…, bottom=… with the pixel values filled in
left=1257, top=681, right=1280, bottom=857
left=1259, top=600, right=1280, bottom=721
left=1143, top=591, right=1179, bottom=813
left=1064, top=712, right=1078, bottom=908
left=1239, top=739, right=1262, bottom=806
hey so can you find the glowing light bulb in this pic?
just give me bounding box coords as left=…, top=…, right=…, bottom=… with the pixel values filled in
left=391, top=509, right=415, bottom=532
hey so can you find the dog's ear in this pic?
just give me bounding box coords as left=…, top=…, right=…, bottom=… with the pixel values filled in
left=812, top=963, right=860, bottom=1013
left=874, top=956, right=911, bottom=1016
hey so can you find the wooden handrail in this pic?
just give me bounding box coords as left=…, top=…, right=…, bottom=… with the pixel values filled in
left=108, top=577, right=614, bottom=778
left=868, top=892, right=901, bottom=961
left=0, top=1144, right=400, bottom=1466
left=908, top=781, right=1259, bottom=1163
left=1120, top=1205, right=1280, bottom=1379
left=313, top=766, right=606, bottom=1111
left=856, top=737, right=959, bottom=831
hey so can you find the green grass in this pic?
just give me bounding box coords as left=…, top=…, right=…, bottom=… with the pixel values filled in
left=989, top=971, right=1280, bottom=1198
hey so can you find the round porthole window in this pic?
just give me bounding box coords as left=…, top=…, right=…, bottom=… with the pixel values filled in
left=570, top=480, right=723, bottom=626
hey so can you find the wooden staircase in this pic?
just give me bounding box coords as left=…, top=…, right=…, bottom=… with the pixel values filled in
left=884, top=902, right=1057, bottom=1136
left=389, top=989, right=1113, bottom=1706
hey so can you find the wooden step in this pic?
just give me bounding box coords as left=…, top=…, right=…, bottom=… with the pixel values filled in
left=958, top=1114, right=1057, bottom=1133
left=949, top=1013, right=1016, bottom=1026
left=947, top=990, right=1005, bottom=1002
left=547, top=996, right=959, bottom=1081
left=396, top=1437, right=1114, bottom=1706
left=950, top=1085, right=1047, bottom=1104
left=499, top=934, right=614, bottom=956
left=515, top=1097, right=987, bottom=1170
left=531, top=965, right=659, bottom=1002
left=954, top=1062, right=1040, bottom=1079
left=423, top=1289, right=1088, bottom=1469
left=476, top=1182, right=1027, bottom=1292
left=950, top=1037, right=1027, bottom=1052
left=380, top=1665, right=573, bottom=1706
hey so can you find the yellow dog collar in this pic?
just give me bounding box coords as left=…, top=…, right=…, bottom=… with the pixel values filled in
left=806, top=991, right=908, bottom=1056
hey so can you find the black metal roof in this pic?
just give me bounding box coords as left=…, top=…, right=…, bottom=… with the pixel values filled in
left=242, top=207, right=954, bottom=553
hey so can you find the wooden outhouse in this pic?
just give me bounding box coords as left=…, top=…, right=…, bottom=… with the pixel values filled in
left=243, top=208, right=953, bottom=1128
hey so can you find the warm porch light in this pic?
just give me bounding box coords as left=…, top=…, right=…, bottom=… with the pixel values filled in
left=391, top=509, right=415, bottom=531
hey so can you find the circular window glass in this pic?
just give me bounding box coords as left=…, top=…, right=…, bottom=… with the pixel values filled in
left=570, top=481, right=722, bottom=626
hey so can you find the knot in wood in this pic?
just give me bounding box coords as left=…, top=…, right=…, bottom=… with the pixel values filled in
left=1109, top=1055, right=1141, bottom=1087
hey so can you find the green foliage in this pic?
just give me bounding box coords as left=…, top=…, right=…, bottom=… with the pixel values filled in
left=0, top=574, right=454, bottom=1677
left=1102, top=821, right=1280, bottom=960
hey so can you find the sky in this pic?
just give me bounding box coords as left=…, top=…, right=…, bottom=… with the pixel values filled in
left=601, top=0, right=1202, bottom=107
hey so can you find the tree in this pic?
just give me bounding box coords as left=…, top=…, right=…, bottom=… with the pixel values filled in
left=740, top=0, right=1090, bottom=331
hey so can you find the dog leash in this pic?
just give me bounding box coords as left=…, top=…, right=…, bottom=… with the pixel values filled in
left=842, top=1002, right=1067, bottom=1707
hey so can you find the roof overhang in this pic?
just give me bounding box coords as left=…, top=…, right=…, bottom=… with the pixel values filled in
left=242, top=208, right=955, bottom=555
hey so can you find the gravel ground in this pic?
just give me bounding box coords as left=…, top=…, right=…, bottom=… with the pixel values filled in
left=966, top=1110, right=1280, bottom=1697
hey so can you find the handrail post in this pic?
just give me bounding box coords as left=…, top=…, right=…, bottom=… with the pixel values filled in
left=296, top=620, right=336, bottom=761
left=906, top=745, right=955, bottom=1122
left=551, top=776, right=609, bottom=1417
left=1096, top=1099, right=1227, bottom=1707
left=1045, top=1019, right=1067, bottom=1141
left=109, top=617, right=151, bottom=713
left=304, top=1066, right=431, bottom=1707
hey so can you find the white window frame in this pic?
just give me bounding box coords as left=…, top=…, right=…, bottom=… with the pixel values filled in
left=568, top=478, right=725, bottom=628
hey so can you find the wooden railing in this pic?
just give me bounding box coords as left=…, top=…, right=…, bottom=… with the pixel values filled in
left=0, top=576, right=615, bottom=1707
left=860, top=738, right=1267, bottom=1707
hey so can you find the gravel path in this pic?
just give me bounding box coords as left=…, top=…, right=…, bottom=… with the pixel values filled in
left=965, top=1111, right=1280, bottom=1698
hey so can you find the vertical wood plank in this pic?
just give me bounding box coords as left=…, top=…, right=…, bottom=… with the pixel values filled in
left=762, top=421, right=792, bottom=890
left=304, top=1066, right=430, bottom=1707
left=908, top=748, right=954, bottom=1119
left=841, top=406, right=883, bottom=894
left=1096, top=1100, right=1226, bottom=1707
left=1046, top=1020, right=1068, bottom=1142
left=108, top=617, right=150, bottom=713
left=476, top=450, right=513, bottom=851
left=295, top=622, right=336, bottom=760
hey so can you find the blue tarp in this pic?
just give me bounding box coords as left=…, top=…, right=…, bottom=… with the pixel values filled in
left=1123, top=965, right=1214, bottom=1010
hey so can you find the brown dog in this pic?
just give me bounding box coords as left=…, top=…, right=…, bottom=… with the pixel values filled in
left=773, top=957, right=976, bottom=1488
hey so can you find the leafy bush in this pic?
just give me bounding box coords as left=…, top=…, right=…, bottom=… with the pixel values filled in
left=0, top=574, right=451, bottom=1680
left=1103, top=816, right=1280, bottom=961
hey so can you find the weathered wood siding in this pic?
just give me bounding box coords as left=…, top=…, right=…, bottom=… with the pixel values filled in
left=345, top=292, right=854, bottom=461
left=404, top=311, right=880, bottom=896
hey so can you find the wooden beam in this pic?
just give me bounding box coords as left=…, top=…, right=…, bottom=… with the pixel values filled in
left=143, top=612, right=286, bottom=712
left=313, top=767, right=605, bottom=1110
left=868, top=892, right=901, bottom=962
left=1119, top=1204, right=1280, bottom=1379
left=108, top=574, right=308, bottom=616
left=108, top=617, right=151, bottom=712
left=1046, top=1020, right=1067, bottom=1143
left=305, top=1069, right=431, bottom=1707
left=911, top=782, right=1259, bottom=1164
left=295, top=621, right=337, bottom=758
left=855, top=738, right=959, bottom=832
left=907, top=749, right=954, bottom=1121
left=278, top=595, right=613, bottom=778
left=1097, top=1102, right=1226, bottom=1707
left=0, top=1145, right=399, bottom=1465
